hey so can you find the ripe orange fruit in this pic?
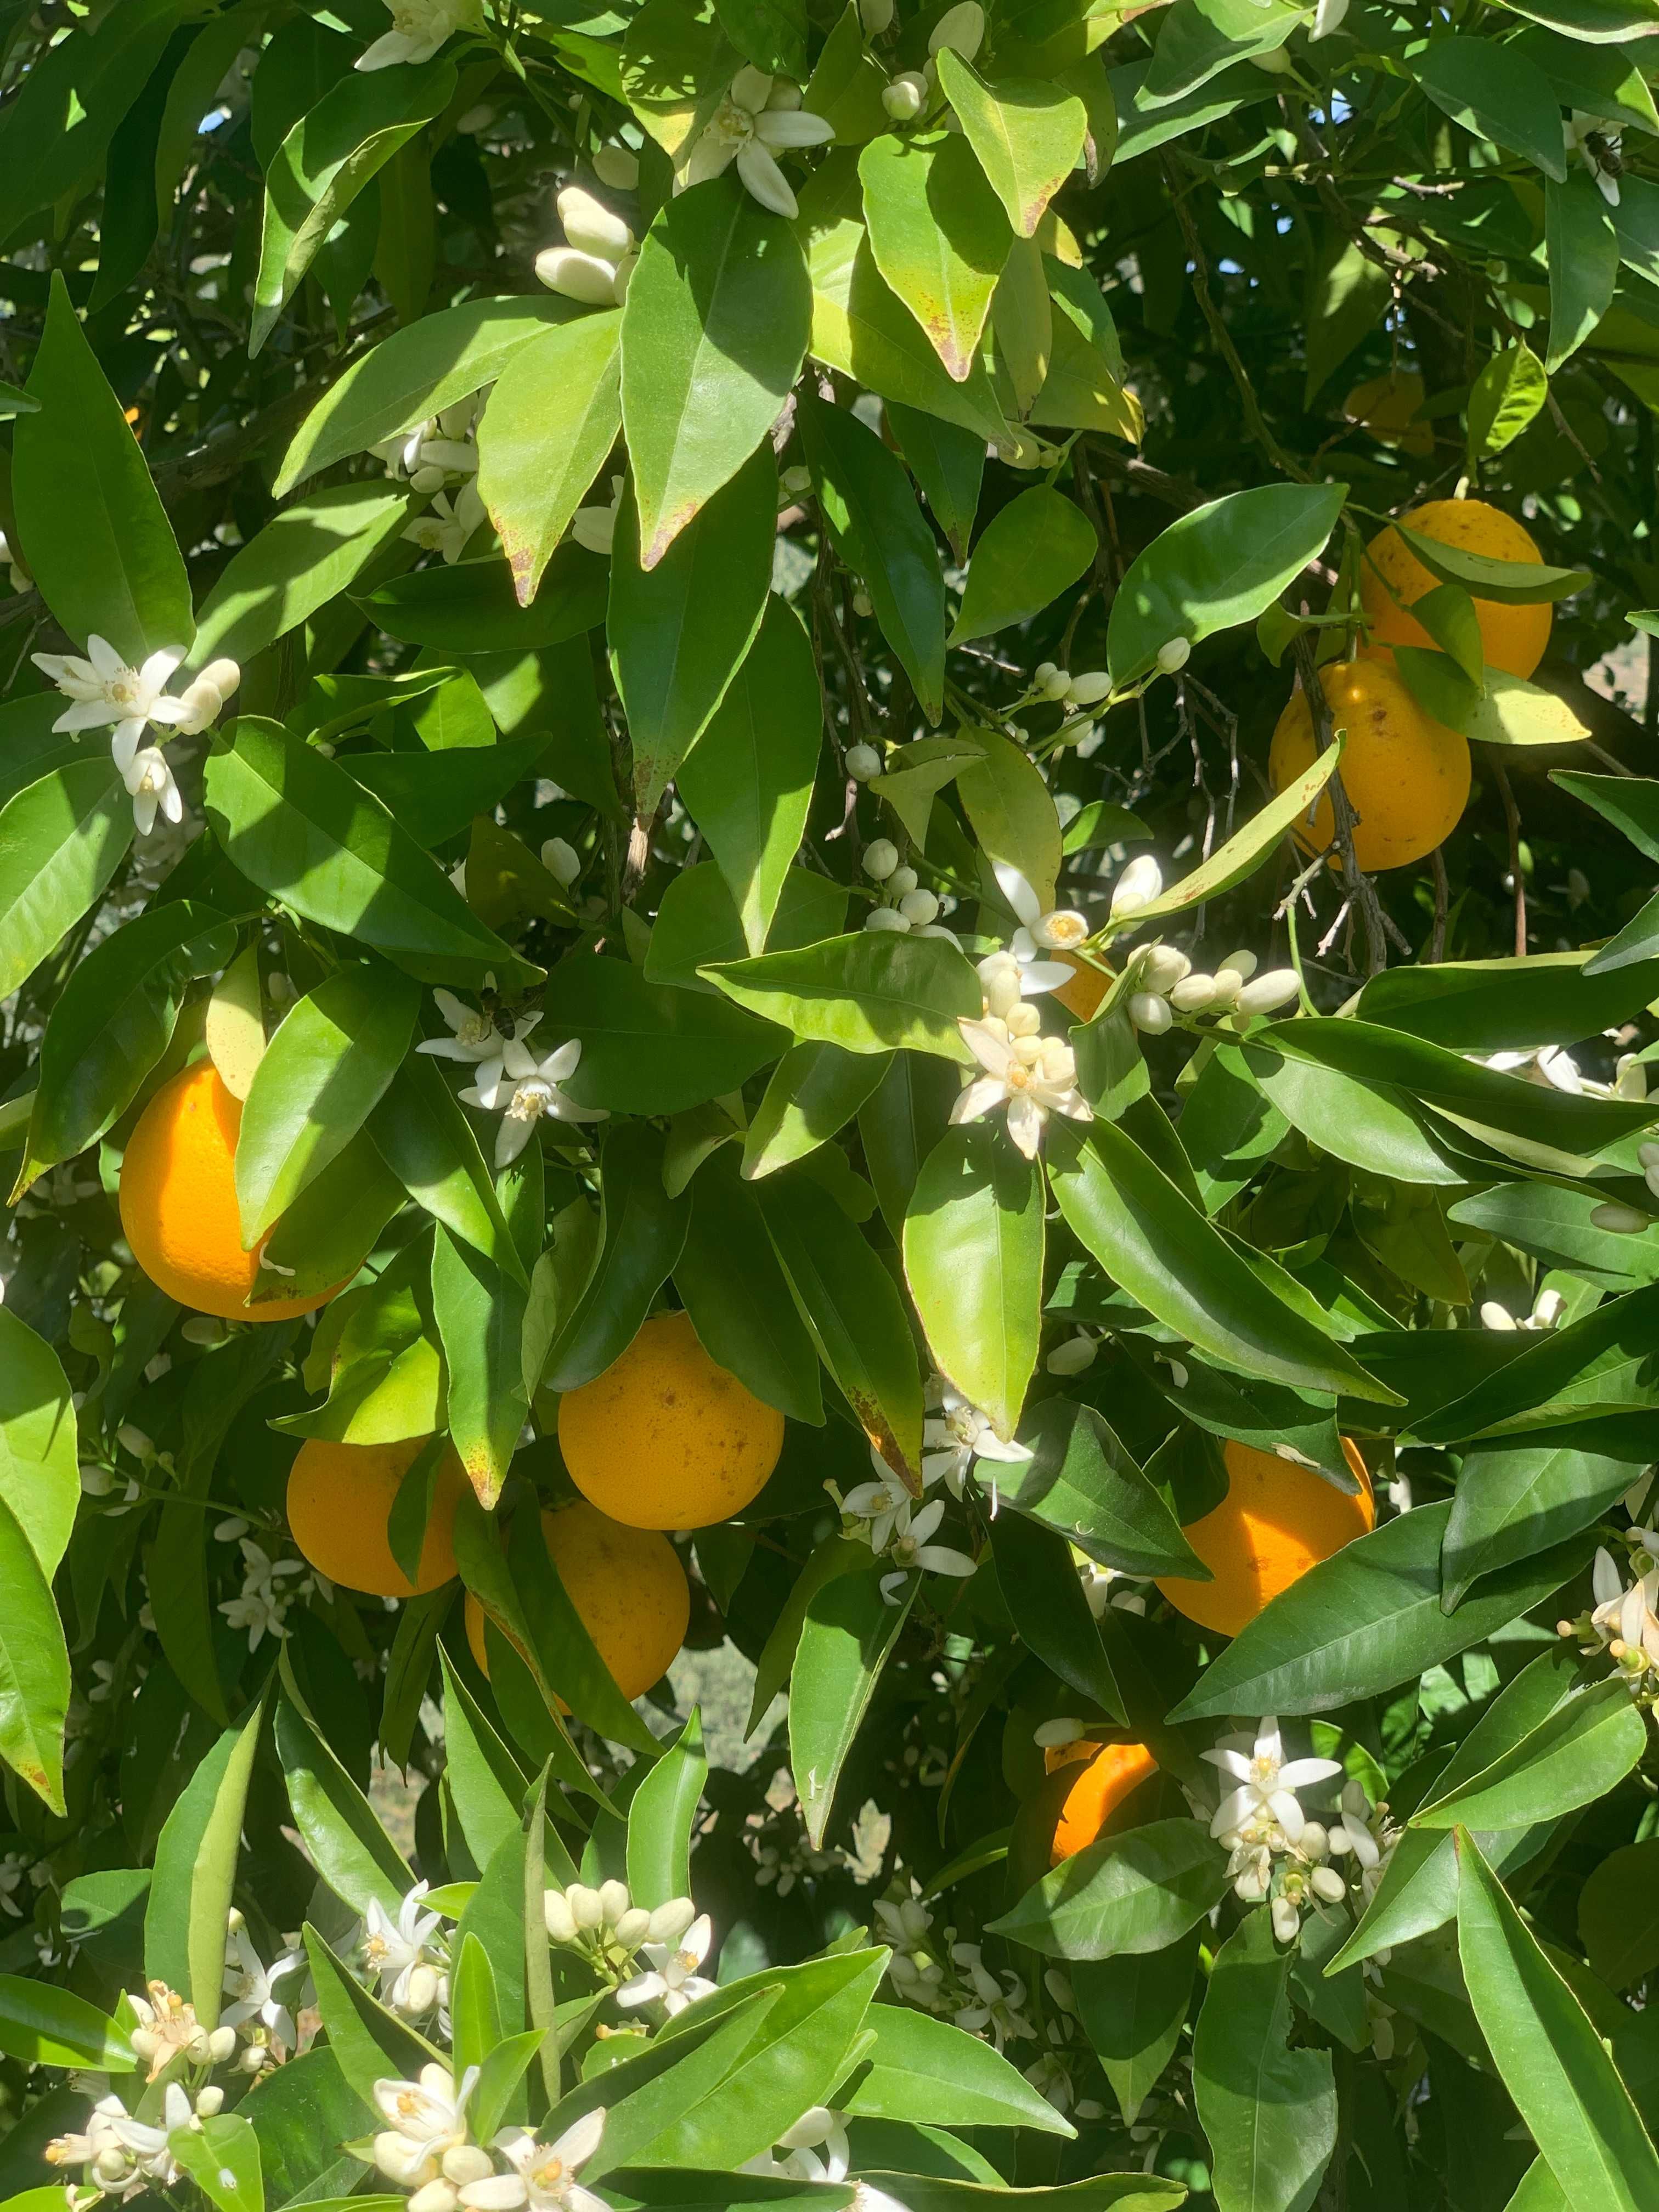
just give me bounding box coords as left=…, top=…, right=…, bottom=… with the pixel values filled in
left=557, top=1310, right=784, bottom=1530
left=119, top=1061, right=345, bottom=1321
left=1342, top=371, right=1432, bottom=458
left=1359, top=498, right=1550, bottom=679
left=1155, top=1438, right=1373, bottom=1639
left=1048, top=1740, right=1159, bottom=1863
left=1269, top=656, right=1470, bottom=871
left=1052, top=955, right=1111, bottom=1022
left=286, top=1436, right=465, bottom=1598
left=464, top=1501, right=689, bottom=1701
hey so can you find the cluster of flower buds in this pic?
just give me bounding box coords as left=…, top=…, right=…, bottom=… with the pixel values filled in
left=535, top=184, right=637, bottom=306
left=544, top=1880, right=696, bottom=1977
left=1480, top=1286, right=1565, bottom=1333
left=862, top=838, right=943, bottom=932
left=374, top=397, right=484, bottom=497
left=1125, top=943, right=1300, bottom=1035
left=1032, top=663, right=1112, bottom=710
left=47, top=2080, right=226, bottom=2199
left=128, top=1979, right=236, bottom=2079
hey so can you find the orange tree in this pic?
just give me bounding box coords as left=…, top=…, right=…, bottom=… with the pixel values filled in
left=2, top=0, right=1659, bottom=2204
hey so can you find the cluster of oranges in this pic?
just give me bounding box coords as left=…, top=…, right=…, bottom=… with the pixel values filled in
left=117, top=991, right=1377, bottom=1864
left=1269, top=498, right=1552, bottom=871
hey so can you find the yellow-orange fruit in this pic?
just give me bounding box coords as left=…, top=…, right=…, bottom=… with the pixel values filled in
left=1359, top=498, right=1551, bottom=679
left=1049, top=1741, right=1159, bottom=1863
left=119, top=1062, right=346, bottom=1321
left=1269, top=656, right=1470, bottom=872
left=286, top=1437, right=465, bottom=1598
left=1342, top=371, right=1432, bottom=458
left=1052, top=955, right=1111, bottom=1023
left=558, top=1311, right=783, bottom=1530
left=464, top=1502, right=688, bottom=1701
left=1155, top=1438, right=1374, bottom=1639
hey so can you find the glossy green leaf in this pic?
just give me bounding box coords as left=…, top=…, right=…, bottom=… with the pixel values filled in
left=847, top=2005, right=1075, bottom=2135
left=627, top=1710, right=707, bottom=1909
left=674, top=1151, right=824, bottom=1423
left=1192, top=1908, right=1336, bottom=2212
left=276, top=1675, right=414, bottom=1919
left=622, top=176, right=811, bottom=568
left=1005, top=1396, right=1204, bottom=1579
left=13, top=272, right=193, bottom=660
left=950, top=487, right=1094, bottom=645
left=540, top=951, right=782, bottom=1115
left=0, top=1312, right=80, bottom=1584
left=1441, top=1431, right=1639, bottom=1604
left=1073, top=1934, right=1199, bottom=2128
left=888, top=402, right=985, bottom=562
left=189, top=486, right=411, bottom=671
left=168, top=2114, right=263, bottom=2212
left=145, top=1697, right=265, bottom=2027
left=0, top=762, right=133, bottom=1006
left=934, top=53, right=1087, bottom=238
left=1392, top=523, right=1590, bottom=606
left=1413, top=1282, right=1659, bottom=1443
left=368, top=1056, right=526, bottom=1285
left=1468, top=342, right=1550, bottom=464
left=0, top=1980, right=136, bottom=2073
left=744, top=1043, right=891, bottom=1179
left=610, top=448, right=778, bottom=813
left=988, top=1818, right=1229, bottom=1960
left=646, top=861, right=847, bottom=994
left=989, top=1508, right=1123, bottom=1722
left=304, top=1921, right=444, bottom=2105
left=544, top=1122, right=690, bottom=1391
left=904, top=1124, right=1042, bottom=1440
left=706, top=932, right=980, bottom=1059
left=1412, top=35, right=1567, bottom=178
left=859, top=133, right=1011, bottom=381
left=433, top=1226, right=531, bottom=1509
left=1547, top=168, right=1620, bottom=370
left=953, top=725, right=1065, bottom=906
left=1415, top=1675, right=1646, bottom=1830
left=477, top=312, right=621, bottom=605
left=362, top=548, right=610, bottom=652
left=792, top=1562, right=915, bottom=1849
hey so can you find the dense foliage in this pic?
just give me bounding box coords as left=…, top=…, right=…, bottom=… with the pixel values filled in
left=2, top=0, right=1659, bottom=2207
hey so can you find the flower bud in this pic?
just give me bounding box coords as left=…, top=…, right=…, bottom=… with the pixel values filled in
left=1155, top=636, right=1190, bottom=674
left=1168, top=973, right=1217, bottom=1013
left=558, top=185, right=634, bottom=260
left=195, top=2087, right=225, bottom=2117
left=1311, top=1865, right=1347, bottom=1904
left=1046, top=1332, right=1097, bottom=1376
left=569, top=1883, right=604, bottom=1930
left=443, top=2149, right=494, bottom=2187
left=1034, top=1716, right=1084, bottom=1746
left=1271, top=1895, right=1301, bottom=1944
left=418, top=437, right=478, bottom=475
left=648, top=1897, right=697, bottom=1944
left=865, top=906, right=910, bottom=932
left=534, top=246, right=619, bottom=304
left=847, top=742, right=883, bottom=780
left=1207, top=967, right=1244, bottom=1008
left=1219, top=948, right=1258, bottom=980
left=1129, top=992, right=1172, bottom=1035
left=404, top=1963, right=439, bottom=2014
left=978, top=950, right=1022, bottom=1017
left=1592, top=1202, right=1651, bottom=1234
left=207, top=2025, right=236, bottom=2062
left=1136, top=944, right=1190, bottom=995
left=1065, top=670, right=1111, bottom=706
left=1109, top=854, right=1163, bottom=919
left=408, top=2182, right=459, bottom=2212
left=1532, top=1288, right=1565, bottom=1329
left=1034, top=662, right=1070, bottom=700
left=863, top=838, right=900, bottom=880
left=928, top=1, right=984, bottom=56
left=1616, top=1056, right=1649, bottom=1102
left=611, top=250, right=637, bottom=304
left=1234, top=968, right=1300, bottom=1016
left=593, top=145, right=640, bottom=191
left=882, top=72, right=926, bottom=119
left=851, top=585, right=873, bottom=616
left=860, top=0, right=895, bottom=30
left=614, top=1906, right=652, bottom=1948
left=888, top=864, right=919, bottom=897
left=541, top=836, right=580, bottom=885
left=899, top=888, right=940, bottom=926
left=544, top=1888, right=577, bottom=1942
left=598, top=1878, right=632, bottom=1927
left=1480, top=1301, right=1517, bottom=1331
left=199, top=657, right=241, bottom=703
left=1006, top=1000, right=1041, bottom=1036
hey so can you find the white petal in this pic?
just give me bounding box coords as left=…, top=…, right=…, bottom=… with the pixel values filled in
left=973, top=1432, right=1033, bottom=1465
left=549, top=2107, right=606, bottom=2170
left=495, top=1117, right=535, bottom=1168
left=616, top=1971, right=667, bottom=2008
left=540, top=1039, right=582, bottom=1081
left=755, top=109, right=835, bottom=146
left=735, top=139, right=798, bottom=218
left=1019, top=960, right=1075, bottom=997
left=1277, top=1757, right=1342, bottom=1790
left=950, top=1075, right=1010, bottom=1125
left=995, top=862, right=1043, bottom=928
left=87, top=636, right=126, bottom=676
left=1210, top=1787, right=1254, bottom=1837
left=917, top=1545, right=976, bottom=1577
left=957, top=1018, right=1015, bottom=1077
left=54, top=698, right=120, bottom=732
left=909, top=1498, right=945, bottom=1544
left=1005, top=1092, right=1046, bottom=1157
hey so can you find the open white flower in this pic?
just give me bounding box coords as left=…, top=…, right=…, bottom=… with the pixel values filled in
left=459, top=2110, right=606, bottom=2212
left=128, top=1979, right=230, bottom=2079
left=875, top=1494, right=977, bottom=1603
left=33, top=636, right=192, bottom=770
left=418, top=989, right=541, bottom=1099
left=995, top=864, right=1091, bottom=986
left=1206, top=1717, right=1341, bottom=1848
left=616, top=1911, right=718, bottom=2016
left=222, top=1915, right=304, bottom=2049
left=357, top=0, right=484, bottom=70
left=364, top=1883, right=450, bottom=2018
left=951, top=1016, right=1093, bottom=1159
left=679, top=67, right=833, bottom=220
left=923, top=1383, right=1032, bottom=1497
left=373, top=2063, right=473, bottom=2187
left=122, top=744, right=185, bottom=837
left=1576, top=1533, right=1659, bottom=1686
left=404, top=484, right=486, bottom=565
left=1309, top=0, right=1348, bottom=37
left=460, top=1037, right=608, bottom=1167
left=1565, top=111, right=1622, bottom=205
left=951, top=1942, right=1034, bottom=2051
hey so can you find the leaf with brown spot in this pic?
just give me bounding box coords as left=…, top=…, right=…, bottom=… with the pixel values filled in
left=859, top=132, right=1012, bottom=383
left=476, top=312, right=622, bottom=608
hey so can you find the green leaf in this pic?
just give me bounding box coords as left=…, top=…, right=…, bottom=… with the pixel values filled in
left=674, top=1151, right=824, bottom=1423
left=888, top=403, right=985, bottom=562
left=953, top=726, right=1066, bottom=906
left=0, top=1485, right=70, bottom=1815
left=169, top=2115, right=263, bottom=2212
left=855, top=2175, right=1184, bottom=2212
left=988, top=1818, right=1229, bottom=1960
left=368, top=1056, right=527, bottom=1286
left=0, top=1980, right=136, bottom=2073
left=858, top=133, right=1011, bottom=382
left=1440, top=1431, right=1640, bottom=1604
left=989, top=1508, right=1123, bottom=1722
left=1415, top=1675, right=1645, bottom=1830
left=1168, top=1504, right=1594, bottom=1722
left=437, top=1651, right=530, bottom=1880
left=205, top=719, right=534, bottom=991
left=611, top=448, right=778, bottom=814
left=0, top=1312, right=79, bottom=1584
left=1046, top=1119, right=1396, bottom=1404
left=1106, top=482, right=1346, bottom=684
left=541, top=951, right=781, bottom=1115
left=188, top=485, right=411, bottom=671
left=848, top=2005, right=1075, bottom=2135
left=1073, top=1934, right=1200, bottom=2128
left=235, top=958, right=419, bottom=1246
left=756, top=1171, right=926, bottom=1483
left=0, top=763, right=133, bottom=994
left=362, top=547, right=610, bottom=653
left=1413, top=1281, right=1659, bottom=1443
left=276, top=1675, right=414, bottom=1918
left=627, top=1710, right=707, bottom=1909
left=676, top=597, right=823, bottom=956
left=1005, top=1397, right=1204, bottom=1580
left=934, top=52, right=1087, bottom=238
left=251, top=59, right=456, bottom=354
left=803, top=3, right=892, bottom=144
left=646, top=861, right=847, bottom=994
left=1469, top=342, right=1550, bottom=464
left=1357, top=947, right=1659, bottom=1053
left=949, top=487, right=1094, bottom=646
left=12, top=280, right=193, bottom=663
left=622, top=176, right=811, bottom=568
left=1457, top=1828, right=1659, bottom=2209
left=15, top=901, right=232, bottom=1198
left=544, top=1123, right=690, bottom=1392
left=1546, top=168, right=1621, bottom=369
left=1579, top=1839, right=1659, bottom=1993
left=476, top=312, right=620, bottom=606
left=1139, top=0, right=1302, bottom=108
left=798, top=392, right=947, bottom=725
left=744, top=1043, right=890, bottom=1179
left=1392, top=522, right=1589, bottom=606
left=433, top=1227, right=531, bottom=1509
left=1192, top=1908, right=1336, bottom=2212
left=706, top=932, right=980, bottom=1059
left=1413, top=35, right=1568, bottom=179
left=304, top=1921, right=444, bottom=2105
left=145, top=1699, right=265, bottom=2027
left=903, top=1124, right=1042, bottom=1440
